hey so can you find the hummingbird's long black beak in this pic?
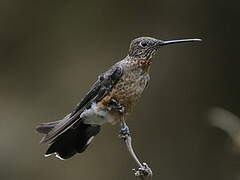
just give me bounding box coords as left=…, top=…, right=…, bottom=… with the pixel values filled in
left=158, top=38, right=202, bottom=46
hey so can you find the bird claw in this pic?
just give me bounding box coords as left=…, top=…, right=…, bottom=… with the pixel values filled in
left=108, top=99, right=125, bottom=114
left=119, top=126, right=130, bottom=140
left=133, top=162, right=153, bottom=179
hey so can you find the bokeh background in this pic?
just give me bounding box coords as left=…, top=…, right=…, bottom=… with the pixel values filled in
left=1, top=0, right=240, bottom=180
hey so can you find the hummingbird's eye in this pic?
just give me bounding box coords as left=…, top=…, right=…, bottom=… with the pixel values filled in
left=140, top=41, right=148, bottom=48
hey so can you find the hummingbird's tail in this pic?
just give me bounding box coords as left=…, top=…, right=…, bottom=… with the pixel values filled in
left=36, top=120, right=60, bottom=134
left=36, top=120, right=101, bottom=160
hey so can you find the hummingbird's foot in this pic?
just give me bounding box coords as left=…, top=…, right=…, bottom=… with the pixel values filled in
left=119, top=124, right=130, bottom=140
left=133, top=162, right=153, bottom=179
left=108, top=99, right=125, bottom=114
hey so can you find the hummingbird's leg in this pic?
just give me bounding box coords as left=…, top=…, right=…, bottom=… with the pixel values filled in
left=108, top=99, right=125, bottom=113
left=119, top=117, right=153, bottom=179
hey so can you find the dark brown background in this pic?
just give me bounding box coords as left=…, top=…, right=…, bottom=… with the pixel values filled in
left=0, top=0, right=240, bottom=180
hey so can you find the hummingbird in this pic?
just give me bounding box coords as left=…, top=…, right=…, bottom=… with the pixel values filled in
left=36, top=37, right=201, bottom=160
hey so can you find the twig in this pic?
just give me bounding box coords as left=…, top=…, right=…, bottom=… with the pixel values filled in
left=119, top=119, right=153, bottom=179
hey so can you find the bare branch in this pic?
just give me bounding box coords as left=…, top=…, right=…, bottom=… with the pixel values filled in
left=119, top=119, right=153, bottom=179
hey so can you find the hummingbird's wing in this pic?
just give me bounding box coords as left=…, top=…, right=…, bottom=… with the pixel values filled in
left=40, top=65, right=123, bottom=144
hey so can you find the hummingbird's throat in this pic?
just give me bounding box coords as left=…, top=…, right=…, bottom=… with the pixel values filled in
left=138, top=58, right=152, bottom=72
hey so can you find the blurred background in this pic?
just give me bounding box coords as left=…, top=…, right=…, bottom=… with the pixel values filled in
left=0, top=0, right=240, bottom=180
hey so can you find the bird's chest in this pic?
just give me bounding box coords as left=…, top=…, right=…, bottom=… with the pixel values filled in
left=108, top=67, right=150, bottom=113
left=96, top=59, right=151, bottom=117
left=115, top=73, right=149, bottom=100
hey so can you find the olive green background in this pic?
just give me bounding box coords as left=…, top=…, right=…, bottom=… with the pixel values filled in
left=0, top=0, right=240, bottom=180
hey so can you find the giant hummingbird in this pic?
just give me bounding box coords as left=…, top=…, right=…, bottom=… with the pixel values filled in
left=36, top=37, right=201, bottom=160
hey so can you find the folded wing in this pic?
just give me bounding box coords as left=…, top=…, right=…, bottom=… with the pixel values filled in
left=39, top=66, right=123, bottom=144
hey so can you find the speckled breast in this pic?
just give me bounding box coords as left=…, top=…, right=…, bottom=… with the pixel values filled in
left=111, top=73, right=149, bottom=113
left=101, top=59, right=151, bottom=114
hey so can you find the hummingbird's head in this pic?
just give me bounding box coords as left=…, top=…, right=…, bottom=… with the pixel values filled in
left=128, top=37, right=202, bottom=59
